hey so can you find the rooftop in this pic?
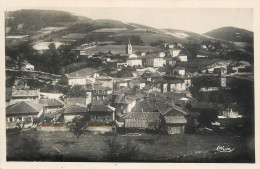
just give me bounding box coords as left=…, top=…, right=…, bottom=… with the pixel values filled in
left=6, top=101, right=43, bottom=115
left=123, top=111, right=160, bottom=128
left=39, top=99, right=64, bottom=107
left=164, top=116, right=187, bottom=124
left=90, top=104, right=115, bottom=112
left=63, top=103, right=88, bottom=114
left=114, top=94, right=136, bottom=104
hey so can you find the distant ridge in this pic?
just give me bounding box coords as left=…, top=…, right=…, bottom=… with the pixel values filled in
left=204, top=27, right=253, bottom=44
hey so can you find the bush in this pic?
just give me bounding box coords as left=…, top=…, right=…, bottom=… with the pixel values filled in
left=105, top=136, right=140, bottom=161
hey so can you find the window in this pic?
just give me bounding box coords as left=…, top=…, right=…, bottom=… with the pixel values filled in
left=18, top=117, right=22, bottom=121
left=9, top=117, right=13, bottom=122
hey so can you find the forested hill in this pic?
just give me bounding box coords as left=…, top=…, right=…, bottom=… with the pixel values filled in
left=204, top=27, right=253, bottom=44
left=5, top=9, right=82, bottom=34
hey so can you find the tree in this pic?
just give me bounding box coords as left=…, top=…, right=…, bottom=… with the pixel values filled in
left=67, top=85, right=89, bottom=97
left=12, top=133, right=43, bottom=161
left=69, top=116, right=89, bottom=143
left=183, top=43, right=200, bottom=59
left=16, top=118, right=33, bottom=134
left=198, top=109, right=218, bottom=128
left=48, top=43, right=56, bottom=50
left=105, top=136, right=140, bottom=161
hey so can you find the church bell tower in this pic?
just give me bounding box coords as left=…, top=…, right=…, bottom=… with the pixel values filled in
left=125, top=38, right=132, bottom=54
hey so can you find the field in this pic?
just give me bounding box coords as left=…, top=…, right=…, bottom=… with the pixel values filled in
left=179, top=58, right=223, bottom=72
left=7, top=130, right=254, bottom=162
left=84, top=45, right=161, bottom=55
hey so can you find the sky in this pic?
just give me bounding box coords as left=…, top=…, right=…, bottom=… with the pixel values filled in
left=7, top=7, right=253, bottom=34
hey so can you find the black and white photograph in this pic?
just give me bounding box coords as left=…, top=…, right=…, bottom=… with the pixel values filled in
left=1, top=0, right=259, bottom=166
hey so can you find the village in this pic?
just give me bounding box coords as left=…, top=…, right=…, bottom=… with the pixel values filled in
left=6, top=37, right=253, bottom=134
left=5, top=9, right=254, bottom=162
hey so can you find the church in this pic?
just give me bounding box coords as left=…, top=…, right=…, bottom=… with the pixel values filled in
left=125, top=38, right=133, bottom=54
left=125, top=38, right=142, bottom=67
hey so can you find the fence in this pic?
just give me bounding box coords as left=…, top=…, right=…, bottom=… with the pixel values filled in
left=36, top=126, right=69, bottom=132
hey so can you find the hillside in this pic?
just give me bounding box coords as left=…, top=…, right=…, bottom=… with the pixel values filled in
left=5, top=9, right=79, bottom=35
left=204, top=27, right=253, bottom=44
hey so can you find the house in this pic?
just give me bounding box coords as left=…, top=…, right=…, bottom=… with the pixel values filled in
left=92, top=85, right=112, bottom=105
left=163, top=58, right=176, bottom=66
left=63, top=103, right=89, bottom=123
left=149, top=80, right=168, bottom=93
left=42, top=109, right=64, bottom=125
left=126, top=58, right=142, bottom=67
left=107, top=60, right=128, bottom=68
left=142, top=70, right=163, bottom=82
left=123, top=111, right=161, bottom=131
left=62, top=67, right=101, bottom=85
left=89, top=104, right=115, bottom=126
left=95, top=75, right=113, bottom=89
left=6, top=101, right=44, bottom=128
left=156, top=51, right=166, bottom=58
left=113, top=94, right=137, bottom=114
left=24, top=63, right=34, bottom=71
left=168, top=44, right=175, bottom=49
left=227, top=61, right=251, bottom=74
left=157, top=103, right=187, bottom=134
left=172, top=67, right=186, bottom=77
left=113, top=80, right=129, bottom=90
left=10, top=89, right=40, bottom=105
left=128, top=78, right=146, bottom=89
left=177, top=55, right=188, bottom=62
left=145, top=55, right=164, bottom=67
left=168, top=79, right=187, bottom=92
left=169, top=49, right=181, bottom=57
left=201, top=45, right=207, bottom=50
left=39, top=98, right=64, bottom=114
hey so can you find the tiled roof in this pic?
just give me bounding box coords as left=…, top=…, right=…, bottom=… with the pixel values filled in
left=157, top=102, right=187, bottom=116
left=39, top=99, right=64, bottom=107
left=123, top=111, right=160, bottom=122
left=125, top=119, right=147, bottom=128
left=63, top=103, right=88, bottom=114
left=150, top=71, right=163, bottom=78
left=114, top=95, right=136, bottom=104
left=6, top=101, right=43, bottom=115
left=132, top=100, right=158, bottom=112
left=164, top=116, right=187, bottom=124
left=11, top=89, right=39, bottom=97
left=124, top=111, right=160, bottom=128
left=90, top=104, right=114, bottom=112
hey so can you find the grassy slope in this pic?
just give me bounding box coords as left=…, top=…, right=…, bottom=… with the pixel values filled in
left=7, top=130, right=254, bottom=162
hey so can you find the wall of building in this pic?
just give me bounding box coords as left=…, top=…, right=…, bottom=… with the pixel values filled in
left=167, top=125, right=185, bottom=134
left=68, top=78, right=86, bottom=86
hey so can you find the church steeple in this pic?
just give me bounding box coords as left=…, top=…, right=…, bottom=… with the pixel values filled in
left=126, top=37, right=132, bottom=54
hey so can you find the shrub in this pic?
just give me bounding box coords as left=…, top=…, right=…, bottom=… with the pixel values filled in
left=105, top=136, right=140, bottom=161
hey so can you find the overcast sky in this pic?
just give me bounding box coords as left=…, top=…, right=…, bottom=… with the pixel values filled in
left=8, top=7, right=253, bottom=34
